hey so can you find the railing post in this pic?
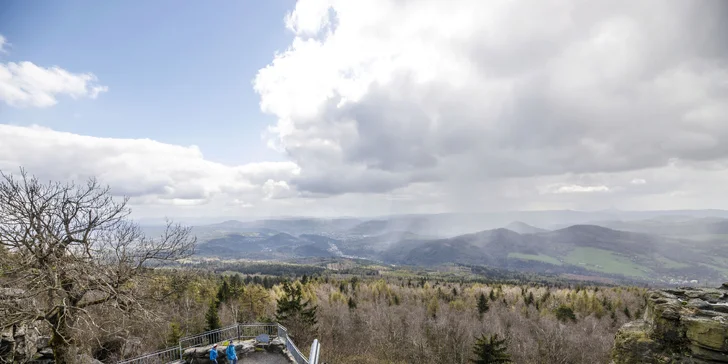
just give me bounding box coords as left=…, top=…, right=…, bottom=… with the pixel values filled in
left=237, top=323, right=240, bottom=340
left=309, top=339, right=320, bottom=364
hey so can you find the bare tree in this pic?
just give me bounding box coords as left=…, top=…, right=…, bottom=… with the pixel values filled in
left=0, top=170, right=196, bottom=363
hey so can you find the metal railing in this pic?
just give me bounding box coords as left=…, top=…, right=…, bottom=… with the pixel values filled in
left=277, top=324, right=308, bottom=364
left=115, top=347, right=180, bottom=364
left=116, top=322, right=318, bottom=364
left=178, top=324, right=235, bottom=351
left=179, top=323, right=278, bottom=350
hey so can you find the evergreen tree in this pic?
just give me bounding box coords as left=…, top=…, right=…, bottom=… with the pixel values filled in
left=602, top=296, right=612, bottom=310
left=489, top=289, right=496, bottom=301
left=427, top=296, right=439, bottom=319
left=167, top=322, right=183, bottom=346
left=205, top=299, right=221, bottom=331
left=347, top=297, right=357, bottom=310
left=477, top=293, right=490, bottom=319
left=216, top=280, right=231, bottom=307
left=301, top=274, right=309, bottom=285
left=541, top=290, right=551, bottom=304
left=623, top=306, right=632, bottom=319
left=554, top=305, right=577, bottom=323
left=229, top=273, right=242, bottom=288
left=276, top=281, right=317, bottom=340
left=471, top=334, right=511, bottom=364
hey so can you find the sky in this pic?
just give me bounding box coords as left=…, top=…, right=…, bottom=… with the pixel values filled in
left=0, top=0, right=727, bottom=221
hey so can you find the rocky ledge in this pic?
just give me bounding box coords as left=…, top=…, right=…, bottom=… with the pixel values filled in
left=613, top=283, right=728, bottom=363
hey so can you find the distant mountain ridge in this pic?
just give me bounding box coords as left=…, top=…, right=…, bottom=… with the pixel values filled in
left=587, top=217, right=728, bottom=239
left=504, top=221, right=548, bottom=234
left=186, top=212, right=728, bottom=285
left=181, top=209, right=728, bottom=237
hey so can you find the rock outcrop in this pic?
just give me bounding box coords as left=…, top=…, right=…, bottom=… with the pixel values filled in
left=613, top=284, right=728, bottom=363
left=0, top=323, right=53, bottom=363
left=92, top=335, right=143, bottom=362
left=1, top=288, right=55, bottom=364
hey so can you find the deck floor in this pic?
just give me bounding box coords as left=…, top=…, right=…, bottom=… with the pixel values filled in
left=240, top=350, right=292, bottom=364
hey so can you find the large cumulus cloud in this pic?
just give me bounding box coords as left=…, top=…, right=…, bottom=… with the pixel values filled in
left=0, top=125, right=301, bottom=209
left=254, top=0, right=728, bottom=199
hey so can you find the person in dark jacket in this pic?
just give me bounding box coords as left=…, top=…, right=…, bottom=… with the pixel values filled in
left=226, top=342, right=238, bottom=364
left=209, top=344, right=218, bottom=363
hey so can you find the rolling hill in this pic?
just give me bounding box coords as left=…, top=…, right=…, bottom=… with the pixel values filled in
left=187, top=212, right=728, bottom=285
left=504, top=221, right=548, bottom=234
left=588, top=217, right=728, bottom=241
left=380, top=225, right=725, bottom=284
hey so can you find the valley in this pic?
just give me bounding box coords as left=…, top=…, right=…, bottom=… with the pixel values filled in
left=178, top=211, right=728, bottom=287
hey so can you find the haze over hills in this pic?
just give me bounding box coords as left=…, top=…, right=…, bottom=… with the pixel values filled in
left=178, top=209, right=728, bottom=236
left=586, top=217, right=728, bottom=240
left=176, top=210, right=728, bottom=286
left=504, top=221, right=548, bottom=234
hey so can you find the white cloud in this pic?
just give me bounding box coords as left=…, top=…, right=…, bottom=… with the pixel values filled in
left=0, top=61, right=108, bottom=108
left=3, top=123, right=728, bottom=217
left=0, top=125, right=300, bottom=212
left=0, top=35, right=106, bottom=108
left=262, top=179, right=297, bottom=199
left=254, top=0, right=728, bottom=204
left=548, top=184, right=611, bottom=194
left=630, top=178, right=647, bottom=185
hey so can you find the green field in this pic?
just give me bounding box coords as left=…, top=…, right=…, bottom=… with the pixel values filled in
left=681, top=233, right=728, bottom=242
left=655, top=256, right=690, bottom=269
left=564, top=247, right=648, bottom=278
left=703, top=260, right=728, bottom=275
left=507, top=253, right=563, bottom=266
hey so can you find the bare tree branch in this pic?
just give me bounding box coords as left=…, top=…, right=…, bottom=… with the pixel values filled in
left=0, top=169, right=196, bottom=363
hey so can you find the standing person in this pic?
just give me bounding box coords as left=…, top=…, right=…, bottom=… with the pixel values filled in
left=226, top=342, right=238, bottom=364
left=210, top=344, right=219, bottom=363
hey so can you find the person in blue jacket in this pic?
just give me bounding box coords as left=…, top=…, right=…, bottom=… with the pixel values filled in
left=209, top=344, right=218, bottom=363
left=226, top=342, right=238, bottom=364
